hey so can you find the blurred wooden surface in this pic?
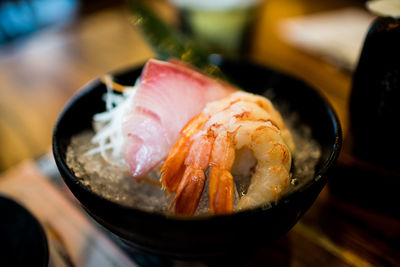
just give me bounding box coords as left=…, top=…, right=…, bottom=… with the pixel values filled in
left=0, top=6, right=155, bottom=170
left=0, top=0, right=399, bottom=266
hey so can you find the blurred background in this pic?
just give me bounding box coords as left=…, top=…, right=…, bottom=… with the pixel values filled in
left=2, top=2, right=400, bottom=266
left=0, top=0, right=370, bottom=171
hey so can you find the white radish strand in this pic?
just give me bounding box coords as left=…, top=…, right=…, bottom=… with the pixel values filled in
left=87, top=75, right=137, bottom=168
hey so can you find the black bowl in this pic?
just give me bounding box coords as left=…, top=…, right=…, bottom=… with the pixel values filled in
left=52, top=58, right=341, bottom=260
left=0, top=194, right=49, bottom=266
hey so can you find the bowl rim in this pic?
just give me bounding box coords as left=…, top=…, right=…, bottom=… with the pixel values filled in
left=52, top=58, right=342, bottom=222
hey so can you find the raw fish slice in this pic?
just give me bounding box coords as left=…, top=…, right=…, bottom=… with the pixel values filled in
left=123, top=59, right=233, bottom=179
left=122, top=113, right=170, bottom=177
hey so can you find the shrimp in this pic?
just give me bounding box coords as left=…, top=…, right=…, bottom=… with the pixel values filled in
left=161, top=91, right=294, bottom=215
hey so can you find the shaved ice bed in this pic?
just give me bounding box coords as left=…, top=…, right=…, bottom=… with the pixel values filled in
left=66, top=105, right=321, bottom=215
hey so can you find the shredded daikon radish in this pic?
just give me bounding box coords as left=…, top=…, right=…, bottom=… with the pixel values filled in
left=87, top=75, right=138, bottom=167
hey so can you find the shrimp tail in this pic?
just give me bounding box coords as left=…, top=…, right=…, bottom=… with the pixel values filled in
left=209, top=167, right=234, bottom=214
left=209, top=133, right=235, bottom=214
left=173, top=167, right=206, bottom=215
left=170, top=131, right=214, bottom=215
left=161, top=114, right=208, bottom=193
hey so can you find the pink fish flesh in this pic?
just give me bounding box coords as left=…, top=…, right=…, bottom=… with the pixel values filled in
left=122, top=59, right=234, bottom=179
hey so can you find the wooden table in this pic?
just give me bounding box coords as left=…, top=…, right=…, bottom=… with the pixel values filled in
left=0, top=0, right=399, bottom=266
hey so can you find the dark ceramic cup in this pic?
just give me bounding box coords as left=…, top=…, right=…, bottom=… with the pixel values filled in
left=52, top=58, right=341, bottom=260
left=0, top=194, right=49, bottom=266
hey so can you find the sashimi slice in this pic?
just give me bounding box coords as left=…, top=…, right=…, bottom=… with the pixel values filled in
left=123, top=59, right=234, bottom=179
